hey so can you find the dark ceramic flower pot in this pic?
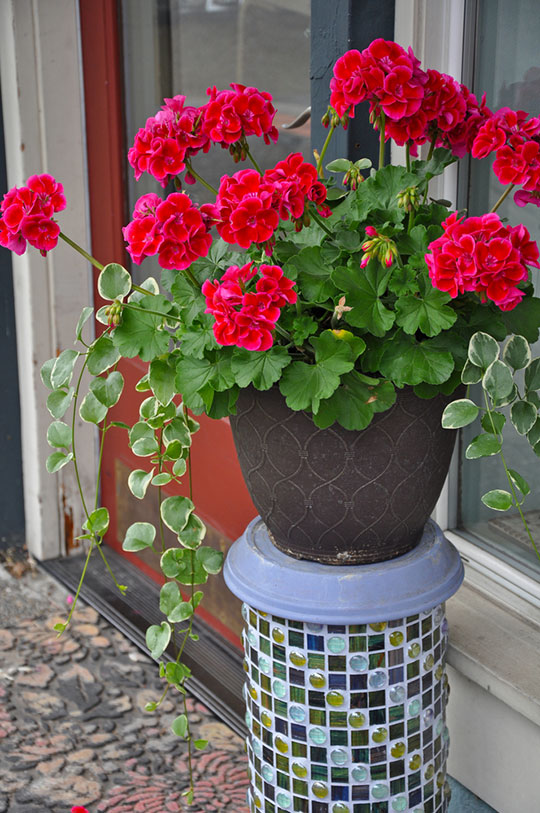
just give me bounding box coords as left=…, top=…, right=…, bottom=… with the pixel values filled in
left=229, top=386, right=458, bottom=564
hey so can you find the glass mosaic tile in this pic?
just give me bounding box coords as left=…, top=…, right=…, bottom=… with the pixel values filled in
left=243, top=603, right=451, bottom=813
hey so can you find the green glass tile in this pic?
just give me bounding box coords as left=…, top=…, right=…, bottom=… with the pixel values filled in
left=288, top=631, right=305, bottom=648
left=407, top=717, right=420, bottom=735
left=309, top=709, right=326, bottom=726
left=249, top=610, right=257, bottom=627
left=253, top=720, right=261, bottom=738
left=260, top=619, right=270, bottom=637
left=289, top=619, right=303, bottom=630
left=371, top=764, right=387, bottom=781
left=311, top=764, right=328, bottom=781
left=262, top=729, right=273, bottom=746
left=351, top=730, right=368, bottom=746
left=329, top=711, right=347, bottom=727
left=261, top=675, right=271, bottom=692
left=290, top=686, right=305, bottom=703
left=264, top=800, right=274, bottom=813
left=352, top=747, right=369, bottom=763
left=406, top=622, right=419, bottom=641
left=277, top=772, right=290, bottom=790
left=331, top=767, right=349, bottom=782
left=261, top=692, right=272, bottom=710
left=292, top=779, right=308, bottom=796
left=369, top=691, right=386, bottom=707
left=274, top=662, right=287, bottom=680
left=349, top=636, right=367, bottom=652
left=389, top=705, right=404, bottom=722
left=408, top=770, right=421, bottom=790
left=251, top=665, right=260, bottom=683
left=330, top=730, right=348, bottom=746
left=433, top=626, right=441, bottom=645
left=369, top=652, right=386, bottom=669
left=389, top=759, right=405, bottom=778
left=255, top=773, right=263, bottom=790
left=307, top=653, right=325, bottom=669
left=368, top=634, right=385, bottom=651
left=349, top=624, right=367, bottom=633
left=273, top=615, right=286, bottom=625
left=422, top=617, right=432, bottom=634
left=407, top=733, right=421, bottom=752
left=276, top=754, right=289, bottom=772
left=407, top=661, right=420, bottom=679
left=291, top=741, right=307, bottom=758
left=369, top=709, right=386, bottom=725
left=275, top=699, right=288, bottom=718
left=273, top=645, right=286, bottom=664
left=328, top=656, right=346, bottom=671
left=422, top=634, right=433, bottom=651
left=293, top=797, right=309, bottom=813
left=260, top=637, right=271, bottom=656
left=390, top=778, right=406, bottom=795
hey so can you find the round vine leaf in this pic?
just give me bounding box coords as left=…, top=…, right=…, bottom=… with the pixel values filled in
left=122, top=522, right=156, bottom=552
left=160, top=495, right=194, bottom=535
left=510, top=400, right=537, bottom=435
left=47, top=387, right=74, bottom=420
left=47, top=420, right=71, bottom=449
left=194, top=739, right=208, bottom=751
left=172, top=458, right=187, bottom=478
left=441, top=399, right=479, bottom=429
left=79, top=391, right=108, bottom=425
left=152, top=472, right=173, bottom=487
left=465, top=434, right=502, bottom=459
left=46, top=451, right=73, bottom=473
left=507, top=468, right=530, bottom=497
left=178, top=513, right=206, bottom=549
left=128, top=468, right=154, bottom=500
left=503, top=335, right=531, bottom=371
left=146, top=621, right=171, bottom=660
left=83, top=507, right=110, bottom=536
left=481, top=490, right=513, bottom=511
left=460, top=359, right=483, bottom=385
left=171, top=714, right=188, bottom=739
left=98, top=263, right=131, bottom=301
left=75, top=306, right=94, bottom=342
left=528, top=418, right=540, bottom=448
left=195, top=546, right=224, bottom=575
left=483, top=360, right=514, bottom=402
left=87, top=335, right=121, bottom=376
left=468, top=332, right=499, bottom=370
left=131, top=437, right=159, bottom=457
left=51, top=349, right=79, bottom=390
left=40, top=358, right=56, bottom=390
left=525, top=358, right=540, bottom=392
left=159, top=581, right=181, bottom=616
left=90, top=371, right=124, bottom=408
left=481, top=411, right=506, bottom=435
left=168, top=601, right=193, bottom=623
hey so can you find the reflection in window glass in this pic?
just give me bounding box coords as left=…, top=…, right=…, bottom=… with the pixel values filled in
left=460, top=0, right=540, bottom=577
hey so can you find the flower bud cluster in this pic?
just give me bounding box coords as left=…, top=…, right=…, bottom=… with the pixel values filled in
left=360, top=226, right=399, bottom=268
left=397, top=186, right=420, bottom=212
left=105, top=300, right=123, bottom=327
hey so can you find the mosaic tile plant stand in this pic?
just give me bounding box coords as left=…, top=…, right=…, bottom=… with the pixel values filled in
left=224, top=518, right=464, bottom=813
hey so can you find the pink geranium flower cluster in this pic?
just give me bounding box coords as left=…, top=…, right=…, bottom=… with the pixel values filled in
left=128, top=84, right=278, bottom=188
left=0, top=173, right=66, bottom=256
left=425, top=212, right=540, bottom=310
left=202, top=261, right=296, bottom=351
left=330, top=39, right=490, bottom=158
left=472, top=108, right=540, bottom=207
left=123, top=192, right=213, bottom=270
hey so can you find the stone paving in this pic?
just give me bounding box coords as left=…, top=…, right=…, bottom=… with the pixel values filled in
left=0, top=561, right=249, bottom=813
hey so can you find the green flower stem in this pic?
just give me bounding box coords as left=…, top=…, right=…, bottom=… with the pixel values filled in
left=123, top=302, right=182, bottom=322
left=490, top=183, right=515, bottom=214
left=96, top=544, right=127, bottom=593
left=71, top=357, right=92, bottom=523
left=185, top=162, right=218, bottom=195
left=59, top=232, right=104, bottom=271
left=131, top=283, right=155, bottom=296
left=158, top=431, right=166, bottom=554
left=246, top=147, right=262, bottom=175
left=484, top=391, right=540, bottom=562
left=405, top=142, right=411, bottom=173
left=408, top=209, right=415, bottom=234
left=378, top=112, right=386, bottom=170
left=309, top=207, right=333, bottom=237
left=316, top=121, right=337, bottom=179
left=273, top=321, right=293, bottom=342
left=426, top=138, right=436, bottom=162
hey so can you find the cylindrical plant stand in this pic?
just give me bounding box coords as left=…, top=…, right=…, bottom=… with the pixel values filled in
left=224, top=518, right=463, bottom=813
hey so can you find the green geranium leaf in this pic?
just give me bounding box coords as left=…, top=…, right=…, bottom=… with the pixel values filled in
left=149, top=358, right=176, bottom=406
left=123, top=521, right=156, bottom=552
left=503, top=335, right=531, bottom=371
left=483, top=360, right=514, bottom=401
left=98, top=263, right=131, bottom=301
left=179, top=316, right=217, bottom=359
left=468, top=332, right=499, bottom=370
left=113, top=301, right=170, bottom=362
left=525, top=358, right=540, bottom=392
left=395, top=280, right=456, bottom=337
left=160, top=581, right=181, bottom=616
left=412, top=148, right=457, bottom=183
left=481, top=411, right=506, bottom=435
left=313, top=371, right=378, bottom=430
left=507, top=468, right=530, bottom=497
left=170, top=274, right=206, bottom=325
left=161, top=495, right=195, bottom=535
left=290, top=314, right=318, bottom=345
left=82, top=507, right=109, bottom=536
left=87, top=335, right=121, bottom=375
left=285, top=246, right=337, bottom=303
left=40, top=358, right=56, bottom=390
left=465, top=434, right=502, bottom=459
left=46, top=451, right=73, bottom=473
left=128, top=468, right=154, bottom=500
left=332, top=262, right=395, bottom=337
left=175, top=356, right=214, bottom=408
left=195, top=546, right=224, bottom=575
left=168, top=601, right=194, bottom=623
left=510, top=400, right=537, bottom=435
left=47, top=387, right=75, bottom=419
left=89, top=371, right=124, bottom=408
left=501, top=296, right=540, bottom=343
left=171, top=714, right=188, bottom=739
left=51, top=349, right=79, bottom=389
left=378, top=333, right=454, bottom=387
left=481, top=489, right=513, bottom=511
left=79, top=391, right=108, bottom=424
left=441, top=399, right=479, bottom=429
left=231, top=346, right=291, bottom=390
left=75, top=306, right=94, bottom=342
left=47, top=420, right=71, bottom=448
left=146, top=621, right=171, bottom=660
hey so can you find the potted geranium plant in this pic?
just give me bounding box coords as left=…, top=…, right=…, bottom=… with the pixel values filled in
left=2, top=37, right=540, bottom=804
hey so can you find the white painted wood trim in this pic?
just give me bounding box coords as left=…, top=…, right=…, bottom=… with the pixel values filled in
left=0, top=0, right=96, bottom=560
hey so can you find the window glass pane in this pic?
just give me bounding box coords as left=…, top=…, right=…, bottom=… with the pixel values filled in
left=121, top=0, right=311, bottom=280
left=460, top=0, right=540, bottom=578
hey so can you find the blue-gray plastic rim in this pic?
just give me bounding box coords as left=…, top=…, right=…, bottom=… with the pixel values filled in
left=224, top=517, right=464, bottom=623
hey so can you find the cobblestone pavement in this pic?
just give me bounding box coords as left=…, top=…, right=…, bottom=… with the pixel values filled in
left=0, top=561, right=249, bottom=813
